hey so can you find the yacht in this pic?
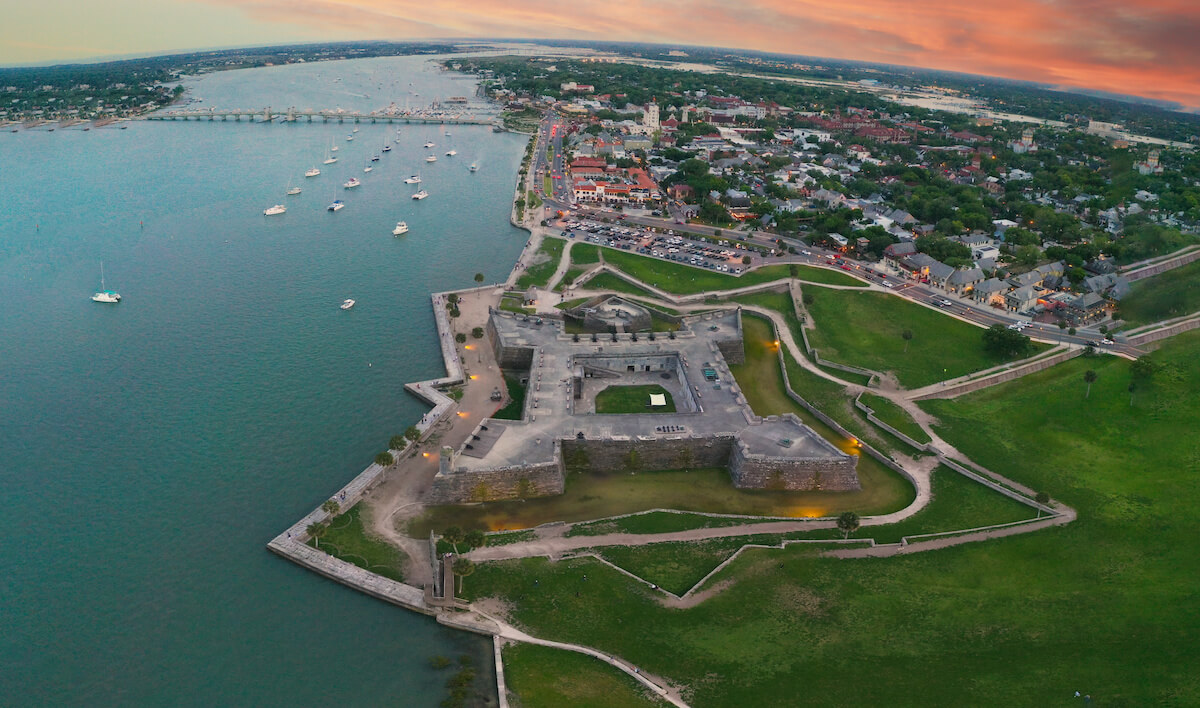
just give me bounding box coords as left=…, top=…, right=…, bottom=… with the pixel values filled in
left=340, top=299, right=355, bottom=310
left=445, top=149, right=457, bottom=157
left=411, top=190, right=429, bottom=200
left=331, top=145, right=338, bottom=152
left=423, top=141, right=435, bottom=148
left=346, top=134, right=354, bottom=141
left=382, top=144, right=392, bottom=152
left=305, top=167, right=321, bottom=177
left=404, top=174, right=421, bottom=184
left=392, top=221, right=409, bottom=236
left=263, top=204, right=287, bottom=216
left=323, top=155, right=338, bottom=165
left=425, top=155, right=437, bottom=163
left=287, top=186, right=302, bottom=195
left=327, top=199, right=345, bottom=211
left=343, top=177, right=361, bottom=188
left=352, top=127, right=359, bottom=133
left=91, top=263, right=121, bottom=303
left=469, top=163, right=478, bottom=172
left=370, top=154, right=380, bottom=162
left=363, top=166, right=373, bottom=173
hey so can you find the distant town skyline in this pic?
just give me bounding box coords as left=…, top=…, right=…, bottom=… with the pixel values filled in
left=4, top=0, right=1198, bottom=110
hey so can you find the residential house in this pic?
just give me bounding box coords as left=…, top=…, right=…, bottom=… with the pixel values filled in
left=946, top=267, right=984, bottom=294
left=927, top=261, right=956, bottom=289
left=1005, top=285, right=1040, bottom=313
left=1068, top=292, right=1108, bottom=323
left=883, top=242, right=917, bottom=270
left=973, top=278, right=1010, bottom=306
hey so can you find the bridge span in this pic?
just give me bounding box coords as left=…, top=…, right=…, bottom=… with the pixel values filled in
left=143, top=106, right=501, bottom=127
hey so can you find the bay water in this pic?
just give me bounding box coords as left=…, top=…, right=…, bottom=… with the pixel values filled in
left=0, top=55, right=528, bottom=706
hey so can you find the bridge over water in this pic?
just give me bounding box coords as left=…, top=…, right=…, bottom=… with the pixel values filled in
left=143, top=106, right=501, bottom=127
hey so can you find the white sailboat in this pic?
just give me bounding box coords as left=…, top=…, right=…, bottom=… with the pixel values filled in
left=340, top=298, right=355, bottom=310
left=343, top=177, right=361, bottom=188
left=323, top=139, right=338, bottom=165
left=425, top=155, right=437, bottom=163
left=411, top=189, right=429, bottom=200
left=445, top=149, right=457, bottom=157
left=91, top=262, right=121, bottom=303
left=469, top=163, right=478, bottom=172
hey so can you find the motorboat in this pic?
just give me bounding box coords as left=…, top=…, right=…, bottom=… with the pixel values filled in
left=327, top=200, right=345, bottom=211
left=363, top=166, right=373, bottom=173
left=340, top=299, right=355, bottom=310
left=411, top=190, right=429, bottom=200
left=287, top=186, right=302, bottom=195
left=469, top=163, right=478, bottom=172
left=263, top=204, right=287, bottom=215
left=91, top=262, right=121, bottom=303
left=370, top=154, right=380, bottom=162
left=352, top=127, right=359, bottom=133
left=331, top=145, right=338, bottom=152
left=343, top=177, right=361, bottom=188
left=305, top=167, right=321, bottom=177
left=404, top=174, right=421, bottom=184
left=445, top=149, right=457, bottom=156
left=346, top=134, right=354, bottom=141
left=425, top=155, right=437, bottom=163
left=382, top=145, right=392, bottom=152
left=392, top=221, right=409, bottom=236
left=423, top=141, right=435, bottom=148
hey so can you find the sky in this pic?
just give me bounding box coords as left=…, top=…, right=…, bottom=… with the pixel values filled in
left=3, top=0, right=1199, bottom=109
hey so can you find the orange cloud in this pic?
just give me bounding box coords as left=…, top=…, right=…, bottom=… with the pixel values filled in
left=206, top=0, right=1200, bottom=108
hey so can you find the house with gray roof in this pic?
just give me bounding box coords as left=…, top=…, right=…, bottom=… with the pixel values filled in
left=946, top=267, right=984, bottom=294
left=927, top=261, right=956, bottom=288
left=1005, top=285, right=1040, bottom=312
left=972, top=278, right=1010, bottom=305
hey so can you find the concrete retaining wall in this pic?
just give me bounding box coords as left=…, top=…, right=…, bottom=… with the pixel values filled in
left=910, top=348, right=1083, bottom=400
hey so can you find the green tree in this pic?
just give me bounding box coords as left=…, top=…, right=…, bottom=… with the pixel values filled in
left=464, top=529, right=486, bottom=550
left=443, top=526, right=464, bottom=554
left=1130, top=355, right=1156, bottom=383
left=837, top=511, right=860, bottom=539
left=474, top=272, right=485, bottom=283
left=901, top=329, right=913, bottom=353
left=306, top=522, right=327, bottom=548
left=1083, top=369, right=1098, bottom=398
left=741, top=255, right=752, bottom=265
left=375, top=451, right=395, bottom=466
left=981, top=324, right=1031, bottom=358
left=471, top=326, right=485, bottom=339
left=389, top=434, right=407, bottom=451
left=405, top=426, right=421, bottom=443
left=321, top=499, right=340, bottom=517
left=455, top=332, right=466, bottom=343
left=452, top=557, right=476, bottom=595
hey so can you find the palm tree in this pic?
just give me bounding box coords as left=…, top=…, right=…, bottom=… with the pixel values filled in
left=464, top=529, right=486, bottom=550
left=443, top=526, right=464, bottom=554
left=837, top=511, right=860, bottom=539
left=1084, top=369, right=1098, bottom=398
left=452, top=557, right=476, bottom=595
left=321, top=499, right=340, bottom=517
left=901, top=329, right=913, bottom=353
left=306, top=522, right=327, bottom=548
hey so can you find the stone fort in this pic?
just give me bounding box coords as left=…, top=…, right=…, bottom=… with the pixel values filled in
left=427, top=299, right=859, bottom=503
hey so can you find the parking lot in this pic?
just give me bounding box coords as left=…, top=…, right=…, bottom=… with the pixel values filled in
left=560, top=218, right=769, bottom=274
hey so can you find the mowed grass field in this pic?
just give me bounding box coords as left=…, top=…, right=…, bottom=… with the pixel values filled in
left=803, top=285, right=1049, bottom=388
left=596, top=247, right=865, bottom=294
left=466, top=331, right=1200, bottom=707
left=515, top=236, right=565, bottom=290
left=1116, top=258, right=1200, bottom=327
left=502, top=644, right=668, bottom=708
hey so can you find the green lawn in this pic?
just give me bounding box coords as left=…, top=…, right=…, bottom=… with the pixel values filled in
left=597, top=247, right=864, bottom=294
left=571, top=243, right=601, bottom=265
left=1115, top=259, right=1200, bottom=327
left=859, top=392, right=932, bottom=444
left=803, top=285, right=1049, bottom=389
left=515, top=237, right=565, bottom=290
left=583, top=272, right=658, bottom=298
left=567, top=511, right=764, bottom=537
left=492, top=373, right=527, bottom=421
left=308, top=505, right=406, bottom=582
left=595, top=384, right=676, bottom=414
left=463, top=327, right=1200, bottom=707
left=502, top=644, right=668, bottom=708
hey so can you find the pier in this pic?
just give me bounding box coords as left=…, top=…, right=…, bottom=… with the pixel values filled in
left=143, top=106, right=501, bottom=127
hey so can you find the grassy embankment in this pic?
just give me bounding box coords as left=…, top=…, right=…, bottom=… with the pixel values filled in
left=515, top=237, right=565, bottom=290
left=462, top=333, right=1200, bottom=706
left=802, top=285, right=1050, bottom=389
left=1116, top=259, right=1200, bottom=327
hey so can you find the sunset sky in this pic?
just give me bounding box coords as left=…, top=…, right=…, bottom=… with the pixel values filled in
left=4, top=0, right=1199, bottom=109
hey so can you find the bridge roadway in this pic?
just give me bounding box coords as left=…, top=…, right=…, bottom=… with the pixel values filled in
left=143, top=106, right=501, bottom=127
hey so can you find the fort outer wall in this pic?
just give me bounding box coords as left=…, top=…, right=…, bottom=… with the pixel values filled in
left=729, top=439, right=861, bottom=491
left=426, top=443, right=566, bottom=504
left=563, top=434, right=737, bottom=474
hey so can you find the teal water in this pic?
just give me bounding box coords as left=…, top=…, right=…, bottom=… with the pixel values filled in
left=0, top=56, right=526, bottom=706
